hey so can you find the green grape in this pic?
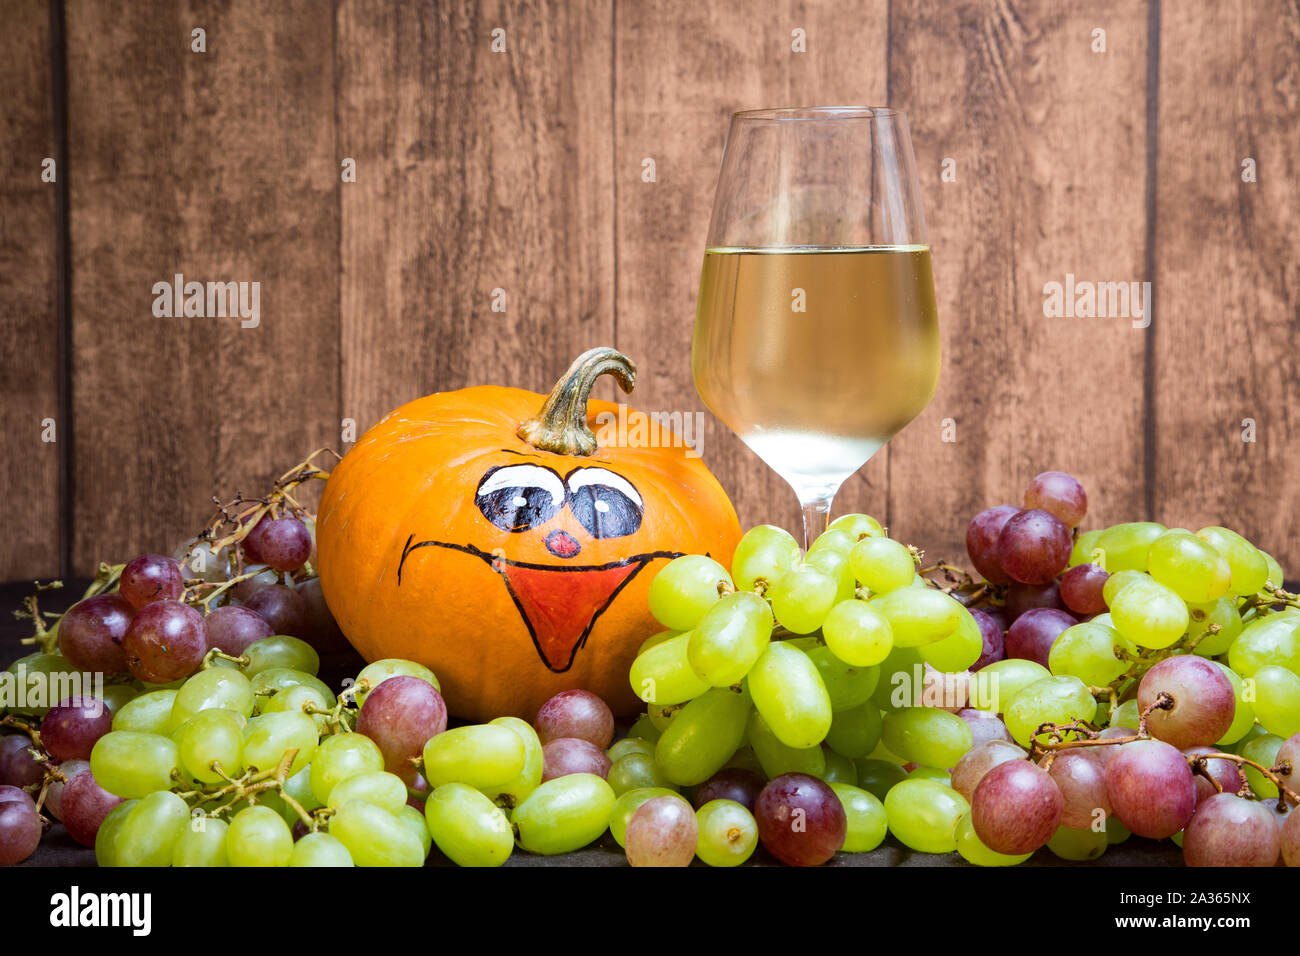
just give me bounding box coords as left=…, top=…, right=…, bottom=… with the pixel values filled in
left=971, top=658, right=1051, bottom=715
left=174, top=709, right=245, bottom=783
left=1048, top=622, right=1127, bottom=686
left=882, top=707, right=973, bottom=769
left=425, top=783, right=513, bottom=866
left=423, top=724, right=525, bottom=791
left=801, top=643, right=879, bottom=711
left=918, top=609, right=983, bottom=673
left=955, top=812, right=1031, bottom=866
left=908, top=766, right=951, bottom=784
left=250, top=668, right=336, bottom=710
left=629, top=632, right=711, bottom=706
left=609, top=787, right=677, bottom=848
left=242, top=635, right=320, bottom=677
left=747, top=711, right=826, bottom=779
left=1212, top=662, right=1255, bottom=745
left=608, top=753, right=675, bottom=795
left=354, top=659, right=438, bottom=707
left=647, top=555, right=732, bottom=631
left=327, top=770, right=409, bottom=814
left=828, top=782, right=887, bottom=852
left=1110, top=698, right=1141, bottom=729
left=868, top=588, right=964, bottom=647
left=513, top=773, right=615, bottom=855
left=854, top=758, right=907, bottom=800
left=242, top=711, right=317, bottom=776
left=94, top=800, right=137, bottom=867
left=883, top=779, right=968, bottom=853
left=1106, top=816, right=1131, bottom=844
left=804, top=546, right=858, bottom=604
left=1003, top=676, right=1097, bottom=748
left=694, top=799, right=758, bottom=866
left=686, top=592, right=773, bottom=686
left=114, top=790, right=190, bottom=867
left=112, top=689, right=179, bottom=734
left=770, top=563, right=838, bottom=634
left=810, top=528, right=856, bottom=555
left=1146, top=529, right=1232, bottom=604
left=1046, top=824, right=1107, bottom=861
left=290, top=832, right=354, bottom=867
left=1187, top=597, right=1243, bottom=658
left=172, top=817, right=230, bottom=867
left=226, top=805, right=294, bottom=867
left=647, top=703, right=679, bottom=733
left=397, top=804, right=432, bottom=860
left=724, top=745, right=764, bottom=776
left=608, top=738, right=655, bottom=761
left=1196, top=526, right=1270, bottom=596
left=262, top=682, right=333, bottom=730
left=1101, top=569, right=1149, bottom=607
left=1227, top=611, right=1300, bottom=676
left=821, top=749, right=857, bottom=784
left=310, top=732, right=385, bottom=804
left=871, top=645, right=924, bottom=711
left=169, top=667, right=256, bottom=730
left=283, top=765, right=321, bottom=816
left=100, top=682, right=141, bottom=715
left=825, top=702, right=883, bottom=759
left=638, top=629, right=680, bottom=655
left=1068, top=529, right=1103, bottom=568
left=627, top=713, right=662, bottom=743
left=1096, top=522, right=1165, bottom=572
left=1262, top=551, right=1286, bottom=590
left=654, top=686, right=751, bottom=786
left=1251, top=665, right=1300, bottom=737
left=849, top=536, right=916, bottom=595
left=748, top=643, right=833, bottom=748
left=1240, top=734, right=1283, bottom=797
left=329, top=799, right=425, bottom=867
left=828, top=513, right=885, bottom=540
left=1109, top=579, right=1189, bottom=650
left=730, top=524, right=802, bottom=592
left=822, top=600, right=894, bottom=667
left=4, top=653, right=77, bottom=716
left=481, top=716, right=545, bottom=806
left=90, top=731, right=179, bottom=798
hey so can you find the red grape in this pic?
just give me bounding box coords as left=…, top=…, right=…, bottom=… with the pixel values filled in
left=1105, top=739, right=1197, bottom=838
left=119, top=554, right=185, bottom=609
left=1003, top=581, right=1066, bottom=622
left=0, top=735, right=44, bottom=788
left=970, top=609, right=1005, bottom=671
left=1005, top=608, right=1077, bottom=668
left=533, top=690, right=615, bottom=749
left=59, top=770, right=122, bottom=846
left=40, top=697, right=112, bottom=762
left=970, top=759, right=1063, bottom=853
left=122, top=600, right=208, bottom=683
left=1023, top=471, right=1088, bottom=528
left=244, top=585, right=307, bottom=636
left=997, top=509, right=1072, bottom=585
left=296, top=578, right=352, bottom=655
left=0, top=796, right=42, bottom=865
left=355, top=676, right=448, bottom=784
left=951, top=740, right=1026, bottom=802
left=1059, top=564, right=1108, bottom=615
left=1274, top=732, right=1299, bottom=779
left=965, top=506, right=1019, bottom=585
left=957, top=709, right=1014, bottom=749
left=1182, top=745, right=1245, bottom=804
left=57, top=595, right=133, bottom=673
left=0, top=785, right=32, bottom=806
left=1282, top=806, right=1300, bottom=866
left=249, top=516, right=312, bottom=572
left=1183, top=793, right=1280, bottom=866
left=204, top=605, right=274, bottom=656
left=541, top=738, right=611, bottom=781
left=1092, top=727, right=1136, bottom=768
left=691, top=768, right=764, bottom=811
left=44, top=759, right=90, bottom=820
left=1137, top=656, right=1235, bottom=749
left=1046, top=749, right=1111, bottom=829
left=754, top=773, right=846, bottom=866
left=625, top=795, right=698, bottom=867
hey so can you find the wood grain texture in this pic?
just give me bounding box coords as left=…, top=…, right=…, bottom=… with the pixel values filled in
left=1153, top=3, right=1300, bottom=569
left=886, top=0, right=1150, bottom=561
left=613, top=0, right=888, bottom=536
left=0, top=0, right=61, bottom=579
left=337, top=0, right=615, bottom=440
left=66, top=0, right=340, bottom=572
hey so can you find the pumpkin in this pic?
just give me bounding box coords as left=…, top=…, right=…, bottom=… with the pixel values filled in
left=316, top=347, right=741, bottom=720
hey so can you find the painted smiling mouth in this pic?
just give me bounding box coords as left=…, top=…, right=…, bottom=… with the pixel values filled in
left=398, top=536, right=682, bottom=673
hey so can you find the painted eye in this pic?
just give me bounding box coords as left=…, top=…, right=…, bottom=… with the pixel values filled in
left=566, top=468, right=643, bottom=539
left=475, top=464, right=565, bottom=532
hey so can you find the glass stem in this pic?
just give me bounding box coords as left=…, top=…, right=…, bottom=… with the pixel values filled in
left=800, top=495, right=833, bottom=552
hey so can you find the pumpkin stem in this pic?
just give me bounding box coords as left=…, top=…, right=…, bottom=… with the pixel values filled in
left=516, top=347, right=637, bottom=456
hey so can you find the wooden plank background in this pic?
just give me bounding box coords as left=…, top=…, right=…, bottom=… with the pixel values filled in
left=1, top=0, right=1297, bottom=580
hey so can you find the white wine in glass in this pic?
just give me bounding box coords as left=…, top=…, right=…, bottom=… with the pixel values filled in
left=692, top=108, right=940, bottom=548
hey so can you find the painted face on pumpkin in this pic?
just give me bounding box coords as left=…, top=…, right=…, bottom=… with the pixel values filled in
left=397, top=456, right=680, bottom=673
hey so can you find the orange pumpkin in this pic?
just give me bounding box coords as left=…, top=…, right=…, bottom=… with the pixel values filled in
left=316, top=348, right=741, bottom=720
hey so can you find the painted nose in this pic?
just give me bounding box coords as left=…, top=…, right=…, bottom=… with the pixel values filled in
left=544, top=529, right=582, bottom=559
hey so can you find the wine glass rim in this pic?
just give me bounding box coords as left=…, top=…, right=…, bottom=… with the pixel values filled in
left=731, top=105, right=902, bottom=121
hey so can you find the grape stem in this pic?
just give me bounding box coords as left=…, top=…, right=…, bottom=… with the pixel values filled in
left=0, top=714, right=66, bottom=822
left=174, top=747, right=321, bottom=829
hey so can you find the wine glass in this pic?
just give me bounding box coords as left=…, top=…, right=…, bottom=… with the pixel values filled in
left=692, top=106, right=940, bottom=550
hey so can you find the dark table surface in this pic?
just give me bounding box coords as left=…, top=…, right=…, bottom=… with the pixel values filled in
left=1, top=578, right=1183, bottom=868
